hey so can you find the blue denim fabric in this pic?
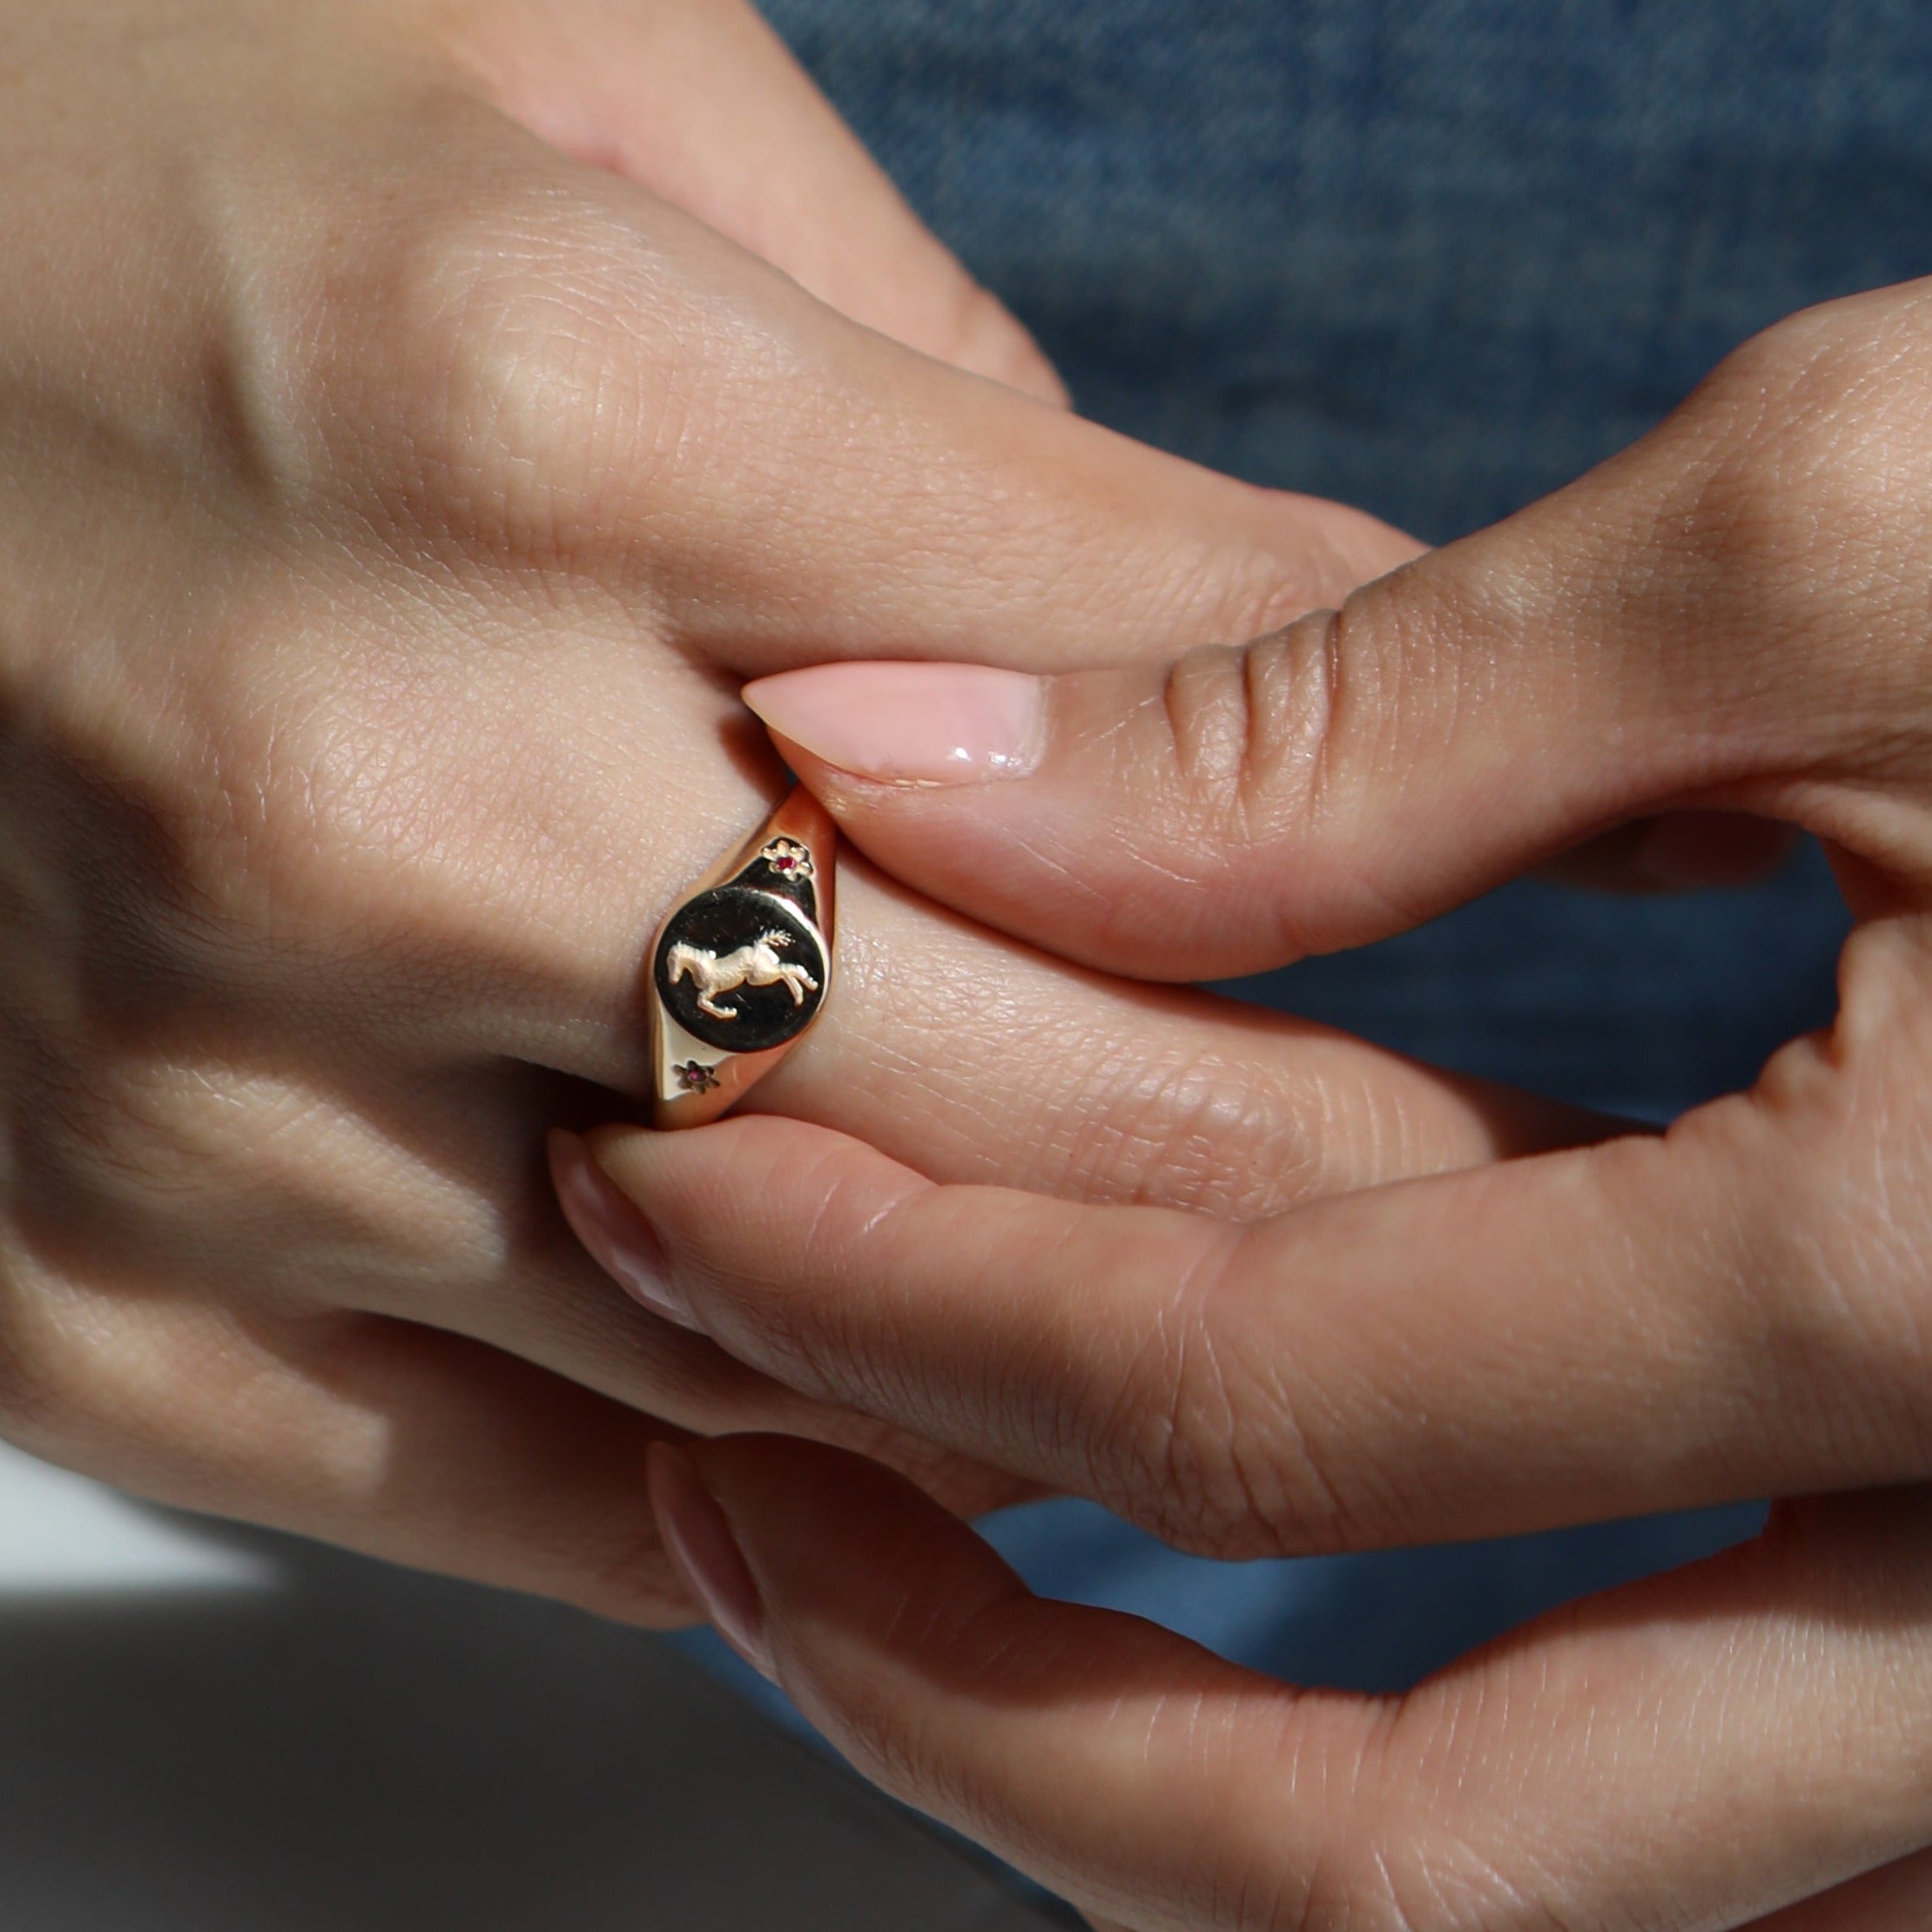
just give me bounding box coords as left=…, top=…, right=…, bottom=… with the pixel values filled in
left=683, top=0, right=1912, bottom=1733
left=771, top=0, right=1932, bottom=549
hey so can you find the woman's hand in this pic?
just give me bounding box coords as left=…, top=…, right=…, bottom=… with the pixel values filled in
left=583, top=280, right=1932, bottom=1922
left=0, top=0, right=1499, bottom=1622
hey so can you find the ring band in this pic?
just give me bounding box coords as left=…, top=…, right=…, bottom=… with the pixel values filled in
left=647, top=787, right=837, bottom=1129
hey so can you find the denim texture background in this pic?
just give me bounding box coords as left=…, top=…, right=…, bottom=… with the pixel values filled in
left=686, top=0, right=1918, bottom=1720
left=773, top=0, right=1932, bottom=547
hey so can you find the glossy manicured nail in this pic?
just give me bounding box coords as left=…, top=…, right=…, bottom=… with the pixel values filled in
left=744, top=662, right=1045, bottom=784
left=548, top=1129, right=694, bottom=1329
left=648, top=1443, right=774, bottom=1680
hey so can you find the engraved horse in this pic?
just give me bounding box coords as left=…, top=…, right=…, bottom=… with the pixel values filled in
left=666, top=930, right=819, bottom=1021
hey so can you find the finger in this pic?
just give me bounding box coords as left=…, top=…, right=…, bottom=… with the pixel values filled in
left=659, top=1437, right=1932, bottom=1932
left=737, top=283, right=1932, bottom=979
left=589, top=1054, right=1932, bottom=1555
left=440, top=0, right=1068, bottom=401
left=22, top=1017, right=1026, bottom=1521
left=759, top=858, right=1606, bottom=1216
left=306, top=91, right=1419, bottom=683
left=0, top=1254, right=699, bottom=1622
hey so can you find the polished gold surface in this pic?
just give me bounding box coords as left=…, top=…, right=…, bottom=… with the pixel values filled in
left=647, top=788, right=837, bottom=1129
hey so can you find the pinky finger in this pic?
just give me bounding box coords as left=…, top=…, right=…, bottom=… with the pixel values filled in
left=4, top=1285, right=697, bottom=1625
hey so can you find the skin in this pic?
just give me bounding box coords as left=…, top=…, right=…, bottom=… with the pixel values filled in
left=584, top=281, right=1932, bottom=1924
left=0, top=0, right=1545, bottom=1626
left=21, top=1, right=1883, bottom=1915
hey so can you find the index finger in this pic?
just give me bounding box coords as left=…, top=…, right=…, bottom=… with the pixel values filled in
left=587, top=1044, right=1931, bottom=1556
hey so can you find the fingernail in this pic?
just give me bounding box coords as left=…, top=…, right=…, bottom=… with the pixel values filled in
left=744, top=662, right=1045, bottom=784
left=647, top=1443, right=774, bottom=1680
left=548, top=1129, right=695, bottom=1330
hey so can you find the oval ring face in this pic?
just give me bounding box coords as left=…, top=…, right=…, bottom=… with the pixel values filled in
left=652, top=885, right=828, bottom=1054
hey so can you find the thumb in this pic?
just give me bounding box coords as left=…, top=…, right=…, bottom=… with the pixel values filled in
left=744, top=298, right=1909, bottom=979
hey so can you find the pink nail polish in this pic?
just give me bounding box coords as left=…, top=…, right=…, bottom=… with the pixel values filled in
left=648, top=1444, right=775, bottom=1680
left=548, top=1129, right=695, bottom=1329
left=744, top=662, right=1045, bottom=784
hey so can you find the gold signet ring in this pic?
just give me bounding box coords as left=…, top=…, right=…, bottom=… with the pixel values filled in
left=647, top=788, right=836, bottom=1129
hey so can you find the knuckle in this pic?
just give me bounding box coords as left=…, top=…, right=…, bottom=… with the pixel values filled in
left=1676, top=290, right=1932, bottom=623
left=1032, top=1040, right=1334, bottom=1221
left=1088, top=1231, right=1353, bottom=1558
left=1592, top=284, right=1932, bottom=759
left=1291, top=1835, right=1424, bottom=1932
left=1647, top=1092, right=1932, bottom=1487
left=316, top=182, right=698, bottom=562
left=152, top=617, right=554, bottom=992
left=101, top=691, right=368, bottom=984
left=1148, top=623, right=1336, bottom=868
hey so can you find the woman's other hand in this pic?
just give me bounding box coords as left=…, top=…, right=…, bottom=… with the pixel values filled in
left=591, top=279, right=1932, bottom=1922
